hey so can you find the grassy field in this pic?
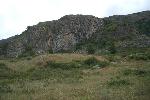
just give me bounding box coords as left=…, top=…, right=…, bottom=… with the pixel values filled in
left=0, top=53, right=150, bottom=100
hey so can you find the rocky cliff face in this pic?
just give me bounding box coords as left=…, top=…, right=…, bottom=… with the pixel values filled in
left=0, top=11, right=150, bottom=57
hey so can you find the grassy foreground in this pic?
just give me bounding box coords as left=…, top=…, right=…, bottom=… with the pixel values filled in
left=0, top=53, right=150, bottom=100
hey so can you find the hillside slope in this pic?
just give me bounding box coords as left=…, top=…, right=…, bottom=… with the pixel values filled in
left=0, top=11, right=150, bottom=57
left=0, top=53, right=150, bottom=100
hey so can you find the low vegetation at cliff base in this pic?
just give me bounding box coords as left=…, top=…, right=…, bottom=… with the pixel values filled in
left=0, top=53, right=149, bottom=100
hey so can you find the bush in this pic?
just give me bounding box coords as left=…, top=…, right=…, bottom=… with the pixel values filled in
left=86, top=43, right=96, bottom=54
left=108, top=79, right=130, bottom=87
left=106, top=55, right=121, bottom=62
left=108, top=42, right=117, bottom=54
left=0, top=63, right=6, bottom=67
left=45, top=57, right=109, bottom=70
left=145, top=52, right=150, bottom=59
left=45, top=61, right=81, bottom=70
left=18, top=44, right=35, bottom=58
left=107, top=55, right=115, bottom=62
left=0, top=43, right=8, bottom=55
left=135, top=19, right=150, bottom=36
left=26, top=57, right=32, bottom=60
left=83, top=57, right=99, bottom=66
left=83, top=57, right=109, bottom=68
left=48, top=49, right=53, bottom=54
left=0, top=63, right=10, bottom=74
left=128, top=53, right=150, bottom=60
left=123, top=69, right=149, bottom=77
left=58, top=49, right=72, bottom=53
left=0, top=84, right=12, bottom=93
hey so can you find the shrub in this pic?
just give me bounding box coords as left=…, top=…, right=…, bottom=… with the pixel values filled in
left=83, top=57, right=99, bottom=66
left=107, top=55, right=116, bottom=62
left=135, top=19, right=150, bottom=36
left=83, top=57, right=109, bottom=68
left=44, top=57, right=109, bottom=70
left=0, top=63, right=6, bottom=67
left=45, top=57, right=108, bottom=70
left=0, top=43, right=8, bottom=55
left=108, top=42, right=117, bottom=54
left=128, top=53, right=149, bottom=60
left=0, top=84, right=12, bottom=93
left=86, top=43, right=96, bottom=54
left=147, top=53, right=150, bottom=59
left=26, top=57, right=32, bottom=60
left=0, top=63, right=10, bottom=74
left=18, top=44, right=35, bottom=58
left=48, top=49, right=53, bottom=54
left=45, top=61, right=80, bottom=70
left=102, top=20, right=118, bottom=32
left=123, top=69, right=149, bottom=77
left=106, top=55, right=121, bottom=62
left=58, top=49, right=72, bottom=53
left=108, top=79, right=130, bottom=87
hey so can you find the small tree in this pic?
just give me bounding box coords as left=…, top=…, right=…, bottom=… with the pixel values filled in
left=86, top=43, right=96, bottom=54
left=48, top=48, right=53, bottom=54
left=19, top=44, right=35, bottom=57
left=108, top=41, right=116, bottom=54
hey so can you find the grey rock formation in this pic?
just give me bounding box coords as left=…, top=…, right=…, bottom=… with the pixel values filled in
left=0, top=11, right=150, bottom=57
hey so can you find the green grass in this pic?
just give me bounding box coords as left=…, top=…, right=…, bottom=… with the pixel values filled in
left=0, top=53, right=149, bottom=100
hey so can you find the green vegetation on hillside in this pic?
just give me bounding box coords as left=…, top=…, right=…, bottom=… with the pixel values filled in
left=0, top=53, right=149, bottom=100
left=0, top=11, right=150, bottom=99
left=18, top=44, right=35, bottom=58
left=135, top=19, right=150, bottom=36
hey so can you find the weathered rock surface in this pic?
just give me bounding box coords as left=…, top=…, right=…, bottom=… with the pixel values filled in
left=0, top=11, right=150, bottom=57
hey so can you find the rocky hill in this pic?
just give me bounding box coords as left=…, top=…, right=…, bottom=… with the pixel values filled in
left=0, top=11, right=150, bottom=57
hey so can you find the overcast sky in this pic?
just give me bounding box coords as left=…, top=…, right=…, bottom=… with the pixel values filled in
left=0, top=0, right=149, bottom=40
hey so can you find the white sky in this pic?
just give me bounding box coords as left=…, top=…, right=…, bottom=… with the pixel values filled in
left=0, top=0, right=149, bottom=40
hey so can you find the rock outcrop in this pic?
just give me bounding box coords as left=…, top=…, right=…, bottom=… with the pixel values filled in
left=0, top=11, right=150, bottom=57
